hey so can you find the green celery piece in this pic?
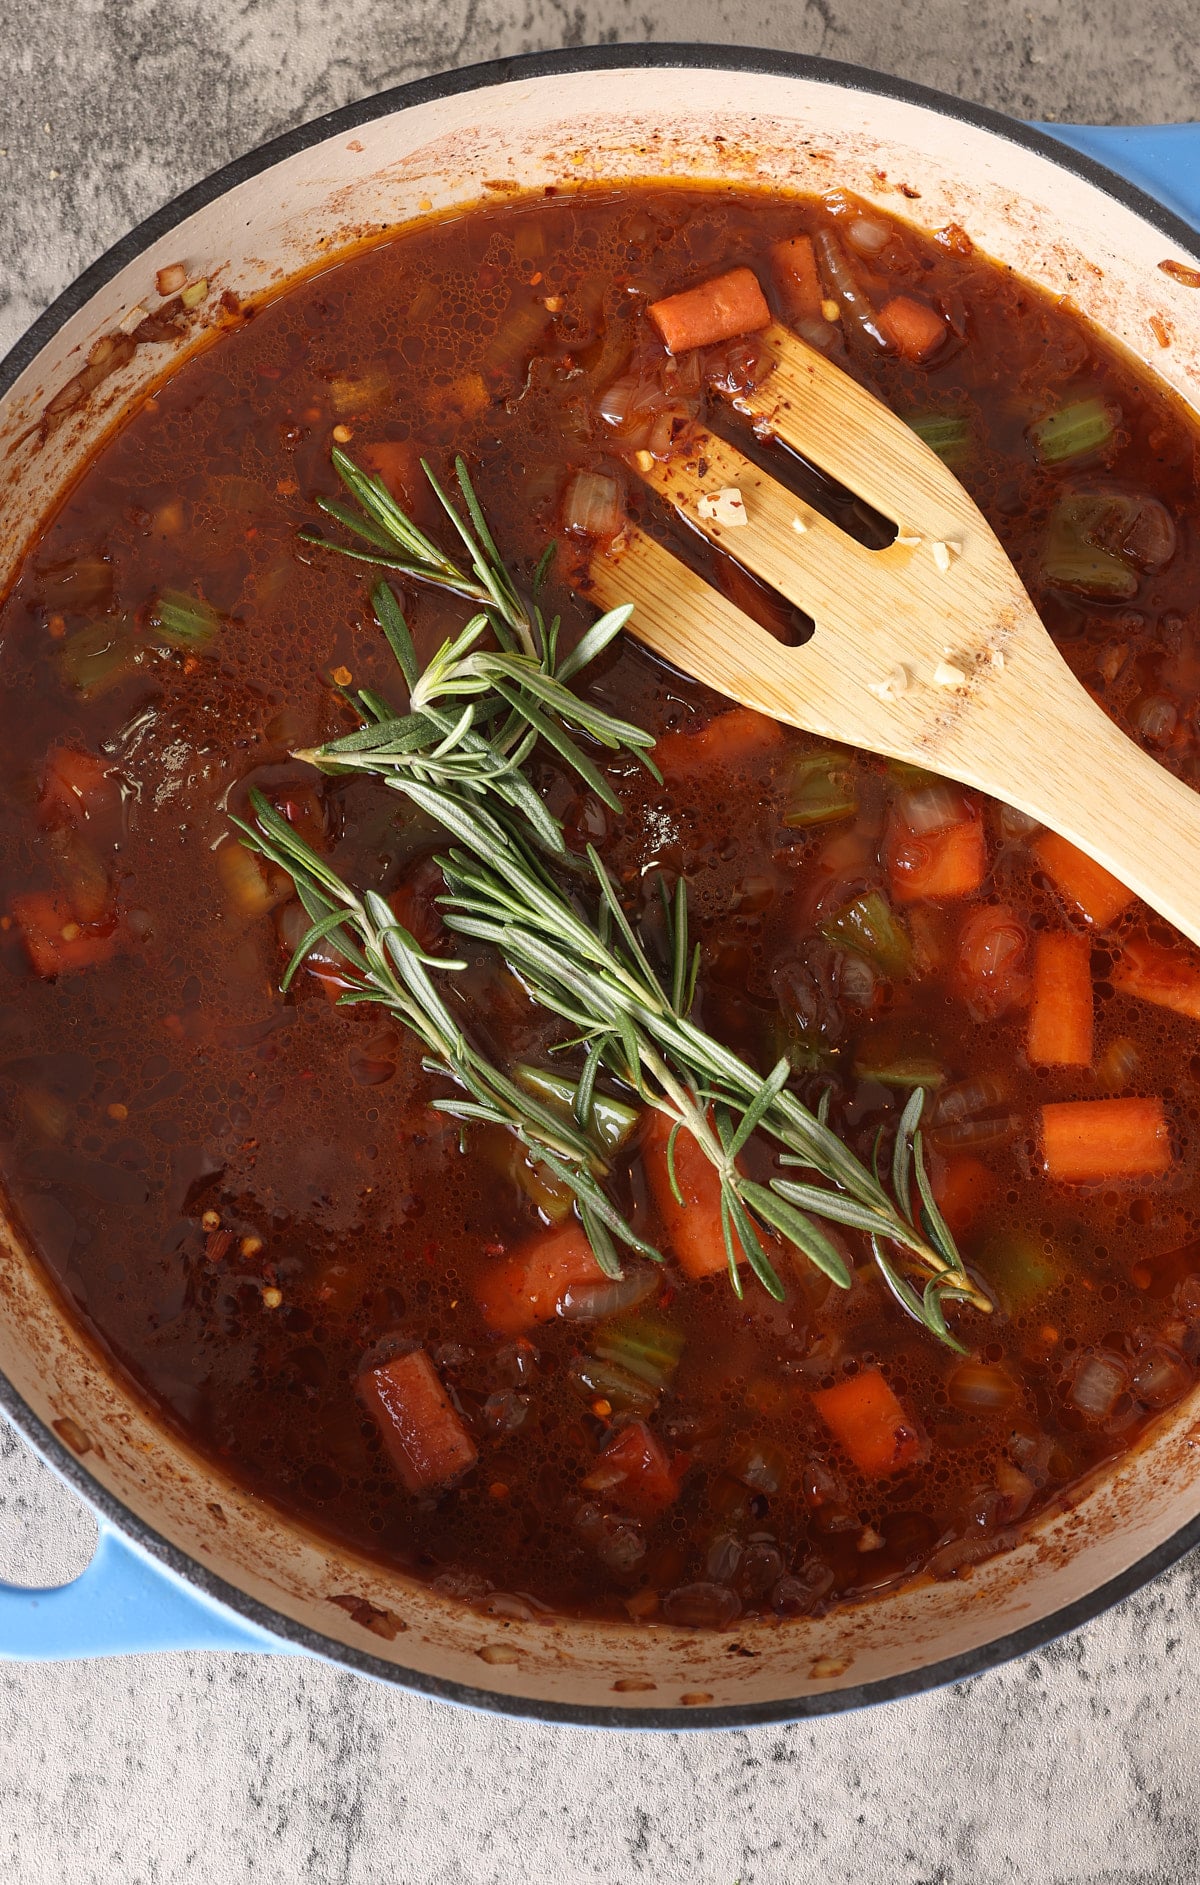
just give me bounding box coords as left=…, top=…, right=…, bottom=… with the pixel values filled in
left=1043, top=496, right=1139, bottom=600
left=854, top=1054, right=946, bottom=1089
left=515, top=1064, right=638, bottom=1152
left=59, top=617, right=141, bottom=698
left=593, top=1311, right=684, bottom=1388
left=783, top=749, right=858, bottom=829
left=150, top=588, right=221, bottom=650
left=1029, top=397, right=1114, bottom=466
left=822, top=891, right=912, bottom=978
left=906, top=412, right=971, bottom=467
left=567, top=1354, right=659, bottom=1416
left=980, top=1230, right=1058, bottom=1308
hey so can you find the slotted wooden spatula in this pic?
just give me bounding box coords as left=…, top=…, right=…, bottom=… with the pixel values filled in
left=587, top=322, right=1200, bottom=948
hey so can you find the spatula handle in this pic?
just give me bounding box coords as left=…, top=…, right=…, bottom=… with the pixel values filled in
left=943, top=648, right=1200, bottom=950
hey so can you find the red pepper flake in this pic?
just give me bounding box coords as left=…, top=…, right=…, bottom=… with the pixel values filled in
left=1159, top=258, right=1200, bottom=288
left=205, top=1229, right=234, bottom=1262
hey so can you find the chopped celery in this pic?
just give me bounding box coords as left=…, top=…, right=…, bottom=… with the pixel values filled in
left=980, top=1230, right=1058, bottom=1307
left=783, top=749, right=857, bottom=829
left=853, top=1054, right=946, bottom=1089
left=515, top=1064, right=638, bottom=1152
left=1043, top=495, right=1140, bottom=600
left=59, top=618, right=142, bottom=698
left=593, top=1312, right=684, bottom=1388
left=821, top=891, right=912, bottom=978
left=150, top=589, right=221, bottom=650
left=1029, top=397, right=1114, bottom=466
left=567, top=1354, right=659, bottom=1417
left=906, top=412, right=971, bottom=467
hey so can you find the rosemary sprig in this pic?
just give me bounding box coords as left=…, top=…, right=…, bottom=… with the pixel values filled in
left=239, top=451, right=992, bottom=1349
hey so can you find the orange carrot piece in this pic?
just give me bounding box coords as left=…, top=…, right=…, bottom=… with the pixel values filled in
left=648, top=267, right=772, bottom=354
left=1113, top=935, right=1200, bottom=1022
left=580, top=1420, right=684, bottom=1516
left=474, top=1222, right=608, bottom=1334
left=1028, top=931, right=1094, bottom=1066
left=889, top=817, right=987, bottom=903
left=1032, top=831, right=1134, bottom=928
left=358, top=1348, right=478, bottom=1494
left=876, top=295, right=947, bottom=362
left=1041, top=1096, right=1171, bottom=1182
left=12, top=892, right=118, bottom=979
left=38, top=746, right=119, bottom=826
left=930, top=1152, right=994, bottom=1239
left=643, top=1109, right=746, bottom=1281
left=769, top=235, right=823, bottom=322
left=811, top=1368, right=923, bottom=1478
left=653, top=706, right=783, bottom=781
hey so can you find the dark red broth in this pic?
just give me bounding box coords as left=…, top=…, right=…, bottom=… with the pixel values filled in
left=2, top=187, right=1200, bottom=1627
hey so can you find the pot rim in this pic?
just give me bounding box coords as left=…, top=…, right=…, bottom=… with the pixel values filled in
left=2, top=40, right=1198, bottom=1728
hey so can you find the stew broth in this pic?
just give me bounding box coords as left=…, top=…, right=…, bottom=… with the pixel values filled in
left=2, top=187, right=1200, bottom=1625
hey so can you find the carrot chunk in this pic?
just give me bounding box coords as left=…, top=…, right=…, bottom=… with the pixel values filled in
left=1041, top=1096, right=1171, bottom=1182
left=930, top=1152, right=994, bottom=1239
left=358, top=1348, right=477, bottom=1494
left=811, top=1368, right=923, bottom=1478
left=889, top=816, right=987, bottom=903
left=876, top=295, right=947, bottom=363
left=653, top=706, right=783, bottom=780
left=38, top=746, right=119, bottom=826
left=1113, top=935, right=1200, bottom=1022
left=643, top=1109, right=745, bottom=1281
left=769, top=235, right=823, bottom=322
left=580, top=1419, right=683, bottom=1516
left=12, top=892, right=118, bottom=978
left=1028, top=931, right=1094, bottom=1066
left=1032, top=831, right=1134, bottom=928
left=648, top=267, right=771, bottom=354
left=475, top=1222, right=608, bottom=1334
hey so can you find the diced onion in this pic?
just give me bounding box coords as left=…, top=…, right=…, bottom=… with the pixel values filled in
left=796, top=316, right=838, bottom=350
left=1131, top=1345, right=1190, bottom=1407
left=934, top=1075, right=1010, bottom=1124
left=846, top=216, right=892, bottom=256
left=898, top=781, right=971, bottom=836
left=948, top=1361, right=1017, bottom=1410
left=999, top=803, right=1041, bottom=839
left=662, top=1582, right=742, bottom=1628
left=1133, top=694, right=1178, bottom=743
left=562, top=469, right=624, bottom=541
left=558, top=1266, right=660, bottom=1322
left=1070, top=1353, right=1127, bottom=1418
left=814, top=230, right=887, bottom=348
left=995, top=1460, right=1036, bottom=1519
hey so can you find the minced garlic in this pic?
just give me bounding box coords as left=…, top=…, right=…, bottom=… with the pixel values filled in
left=697, top=487, right=748, bottom=527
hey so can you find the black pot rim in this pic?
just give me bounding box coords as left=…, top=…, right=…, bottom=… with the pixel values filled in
left=2, top=40, right=1198, bottom=1731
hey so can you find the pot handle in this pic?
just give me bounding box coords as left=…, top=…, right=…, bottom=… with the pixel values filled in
left=0, top=1520, right=294, bottom=1659
left=1036, top=121, right=1200, bottom=232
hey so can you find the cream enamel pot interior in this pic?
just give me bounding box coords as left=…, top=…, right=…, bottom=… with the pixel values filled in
left=2, top=47, right=1200, bottom=1726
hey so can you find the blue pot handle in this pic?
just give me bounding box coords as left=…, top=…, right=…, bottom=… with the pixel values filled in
left=0, top=1516, right=293, bottom=1659
left=1034, top=122, right=1200, bottom=233
left=1, top=116, right=1198, bottom=1665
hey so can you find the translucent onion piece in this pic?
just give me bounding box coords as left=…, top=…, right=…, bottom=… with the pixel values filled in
left=558, top=1266, right=661, bottom=1322
left=1070, top=1353, right=1128, bottom=1417
left=1131, top=1345, right=1190, bottom=1407
left=562, top=469, right=624, bottom=541
left=662, top=1582, right=742, bottom=1628
left=846, top=216, right=893, bottom=255
left=947, top=1361, right=1018, bottom=1411
left=897, top=781, right=972, bottom=836
left=814, top=230, right=887, bottom=347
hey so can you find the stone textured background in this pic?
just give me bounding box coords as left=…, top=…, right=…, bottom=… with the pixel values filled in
left=2, top=3, right=1199, bottom=1880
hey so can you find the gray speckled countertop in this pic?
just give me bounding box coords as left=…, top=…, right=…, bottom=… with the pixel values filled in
left=3, top=5, right=1200, bottom=1880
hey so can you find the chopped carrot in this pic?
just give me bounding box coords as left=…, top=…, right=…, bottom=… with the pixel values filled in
left=1113, top=935, right=1200, bottom=1022
left=876, top=295, right=947, bottom=363
left=475, top=1222, right=608, bottom=1334
left=889, top=816, right=987, bottom=903
left=12, top=892, right=118, bottom=978
left=358, top=1348, right=478, bottom=1494
left=360, top=438, right=425, bottom=510
left=811, top=1367, right=923, bottom=1477
left=643, top=1109, right=745, bottom=1281
left=930, top=1152, right=994, bottom=1239
left=38, top=746, right=119, bottom=826
left=580, top=1420, right=684, bottom=1516
left=1032, top=831, right=1134, bottom=929
left=653, top=706, right=783, bottom=780
left=648, top=267, right=772, bottom=354
left=1041, top=1096, right=1171, bottom=1182
left=1028, top=931, right=1094, bottom=1066
left=769, top=235, right=823, bottom=322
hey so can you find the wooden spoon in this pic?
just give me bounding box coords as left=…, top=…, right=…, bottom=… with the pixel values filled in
left=587, top=322, right=1200, bottom=946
